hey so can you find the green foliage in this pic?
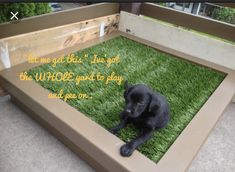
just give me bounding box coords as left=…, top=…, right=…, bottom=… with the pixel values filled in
left=0, top=3, right=51, bottom=23
left=35, top=3, right=51, bottom=15
left=212, top=7, right=235, bottom=24
left=156, top=3, right=166, bottom=7
left=27, top=36, right=225, bottom=163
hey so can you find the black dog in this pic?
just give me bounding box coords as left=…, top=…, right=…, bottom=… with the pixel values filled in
left=110, top=81, right=170, bottom=157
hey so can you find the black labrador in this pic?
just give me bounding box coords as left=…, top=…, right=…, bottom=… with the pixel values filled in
left=109, top=81, right=170, bottom=157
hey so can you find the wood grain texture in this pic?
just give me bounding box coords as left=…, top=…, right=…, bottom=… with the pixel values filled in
left=0, top=3, right=119, bottom=39
left=0, top=14, right=119, bottom=71
left=119, top=11, right=235, bottom=70
left=140, top=3, right=235, bottom=42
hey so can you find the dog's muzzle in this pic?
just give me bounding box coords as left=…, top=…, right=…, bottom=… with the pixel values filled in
left=125, top=109, right=131, bottom=114
left=124, top=109, right=132, bottom=116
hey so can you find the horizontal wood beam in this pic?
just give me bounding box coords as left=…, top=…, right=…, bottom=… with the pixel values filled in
left=0, top=3, right=119, bottom=39
left=0, top=14, right=119, bottom=71
left=215, top=3, right=235, bottom=8
left=140, top=3, right=235, bottom=42
left=119, top=11, right=235, bottom=70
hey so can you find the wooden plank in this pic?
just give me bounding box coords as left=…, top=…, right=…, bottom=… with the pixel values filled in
left=0, top=14, right=119, bottom=71
left=119, top=3, right=142, bottom=15
left=215, top=3, right=235, bottom=8
left=140, top=3, right=235, bottom=42
left=0, top=3, right=119, bottom=39
left=1, top=31, right=235, bottom=172
left=118, top=11, right=235, bottom=70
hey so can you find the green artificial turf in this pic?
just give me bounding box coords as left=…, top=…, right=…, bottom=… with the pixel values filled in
left=27, top=36, right=225, bottom=163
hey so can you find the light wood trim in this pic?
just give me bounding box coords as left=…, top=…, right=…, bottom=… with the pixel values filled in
left=140, top=3, right=235, bottom=42
left=0, top=3, right=119, bottom=39
left=0, top=14, right=119, bottom=71
left=119, top=11, right=235, bottom=70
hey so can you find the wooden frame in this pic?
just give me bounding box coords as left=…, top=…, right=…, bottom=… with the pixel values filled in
left=0, top=3, right=120, bottom=95
left=1, top=3, right=235, bottom=172
left=1, top=30, right=234, bottom=172
left=0, top=14, right=119, bottom=71
left=140, top=3, right=235, bottom=42
left=0, top=3, right=119, bottom=39
left=119, top=11, right=235, bottom=70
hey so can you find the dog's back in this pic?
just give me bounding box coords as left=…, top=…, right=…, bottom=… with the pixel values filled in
left=150, top=92, right=170, bottom=129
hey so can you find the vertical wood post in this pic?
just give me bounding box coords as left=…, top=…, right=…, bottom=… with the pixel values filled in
left=0, top=87, right=7, bottom=96
left=232, top=95, right=235, bottom=103
left=119, top=3, right=142, bottom=15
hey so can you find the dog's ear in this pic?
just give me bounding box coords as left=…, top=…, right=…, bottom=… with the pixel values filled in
left=148, top=93, right=159, bottom=112
left=124, top=80, right=129, bottom=90
left=124, top=80, right=133, bottom=99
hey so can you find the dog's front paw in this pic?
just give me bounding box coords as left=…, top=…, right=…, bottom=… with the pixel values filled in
left=120, top=143, right=135, bottom=157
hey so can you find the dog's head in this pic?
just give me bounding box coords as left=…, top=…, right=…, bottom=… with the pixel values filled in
left=123, top=81, right=157, bottom=118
